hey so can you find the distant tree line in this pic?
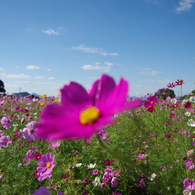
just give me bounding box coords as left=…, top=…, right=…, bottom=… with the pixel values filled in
left=0, top=80, right=6, bottom=95
left=154, top=88, right=195, bottom=100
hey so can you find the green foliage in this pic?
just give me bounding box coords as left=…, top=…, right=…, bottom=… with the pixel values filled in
left=191, top=89, right=195, bottom=95
left=0, top=95, right=195, bottom=194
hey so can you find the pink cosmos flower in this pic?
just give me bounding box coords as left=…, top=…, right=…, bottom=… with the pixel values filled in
left=147, top=106, right=155, bottom=112
left=179, top=129, right=190, bottom=137
left=183, top=178, right=195, bottom=190
left=36, top=153, right=56, bottom=175
left=1, top=116, right=12, bottom=129
left=176, top=79, right=184, bottom=86
left=184, top=101, right=192, bottom=109
left=138, top=178, right=146, bottom=187
left=33, top=186, right=64, bottom=195
left=111, top=177, right=119, bottom=187
left=144, top=96, right=157, bottom=108
left=96, top=128, right=108, bottom=140
left=0, top=130, right=4, bottom=136
left=48, top=141, right=61, bottom=149
left=167, top=82, right=176, bottom=88
left=187, top=150, right=194, bottom=156
left=0, top=174, right=4, bottom=179
left=22, top=121, right=40, bottom=142
left=138, top=153, right=145, bottom=159
left=37, top=172, right=52, bottom=182
left=169, top=113, right=175, bottom=119
left=36, top=74, right=142, bottom=141
left=26, top=150, right=36, bottom=159
left=0, top=136, right=12, bottom=147
left=92, top=169, right=99, bottom=175
left=185, top=159, right=195, bottom=170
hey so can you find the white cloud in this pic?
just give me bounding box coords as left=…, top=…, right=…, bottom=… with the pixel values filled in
left=136, top=68, right=162, bottom=75
left=88, top=76, right=99, bottom=79
left=15, top=81, right=30, bottom=83
left=71, top=45, right=103, bottom=53
left=36, top=81, right=59, bottom=85
left=47, top=69, right=51, bottom=71
left=95, top=62, right=101, bottom=65
left=71, top=45, right=118, bottom=56
left=34, top=76, right=45, bottom=79
left=104, top=62, right=114, bottom=66
left=0, top=67, right=6, bottom=71
left=42, top=29, right=59, bottom=35
left=176, top=0, right=195, bottom=12
left=48, top=77, right=54, bottom=80
left=101, top=52, right=118, bottom=56
left=82, top=65, right=110, bottom=71
left=26, top=65, right=40, bottom=70
left=0, top=73, right=31, bottom=79
left=156, top=79, right=173, bottom=84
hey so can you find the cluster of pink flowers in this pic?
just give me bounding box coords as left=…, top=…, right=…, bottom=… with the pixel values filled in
left=101, top=166, right=121, bottom=188
left=167, top=79, right=184, bottom=88
left=183, top=149, right=195, bottom=192
left=143, top=96, right=158, bottom=112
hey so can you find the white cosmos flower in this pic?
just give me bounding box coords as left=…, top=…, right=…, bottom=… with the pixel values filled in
left=75, top=163, right=82, bottom=167
left=183, top=189, right=192, bottom=195
left=187, top=119, right=195, bottom=127
left=185, top=112, right=191, bottom=117
left=189, top=96, right=195, bottom=103
left=92, top=177, right=101, bottom=186
left=170, top=98, right=177, bottom=104
left=148, top=173, right=157, bottom=181
left=87, top=163, right=96, bottom=169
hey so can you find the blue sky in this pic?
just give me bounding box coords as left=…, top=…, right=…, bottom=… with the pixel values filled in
left=0, top=0, right=195, bottom=97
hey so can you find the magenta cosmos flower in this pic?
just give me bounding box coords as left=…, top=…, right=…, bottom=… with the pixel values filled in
left=22, top=121, right=40, bottom=142
left=144, top=96, right=157, bottom=108
left=36, top=153, right=56, bottom=175
left=36, top=74, right=142, bottom=141
left=1, top=116, right=12, bottom=129
left=183, top=178, right=195, bottom=190
left=33, top=186, right=64, bottom=195
left=48, top=141, right=61, bottom=149
left=0, top=136, right=12, bottom=147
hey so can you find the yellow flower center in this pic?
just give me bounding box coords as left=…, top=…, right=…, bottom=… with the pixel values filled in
left=40, top=102, right=45, bottom=106
left=42, top=94, right=47, bottom=98
left=46, top=162, right=51, bottom=168
left=80, top=106, right=101, bottom=125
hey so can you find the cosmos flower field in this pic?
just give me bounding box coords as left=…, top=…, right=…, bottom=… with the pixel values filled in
left=1, top=75, right=195, bottom=195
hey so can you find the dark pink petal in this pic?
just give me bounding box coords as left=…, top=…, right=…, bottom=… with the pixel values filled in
left=33, top=186, right=51, bottom=195
left=98, top=78, right=128, bottom=111
left=98, top=75, right=116, bottom=105
left=88, top=79, right=99, bottom=105
left=60, top=82, right=90, bottom=109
